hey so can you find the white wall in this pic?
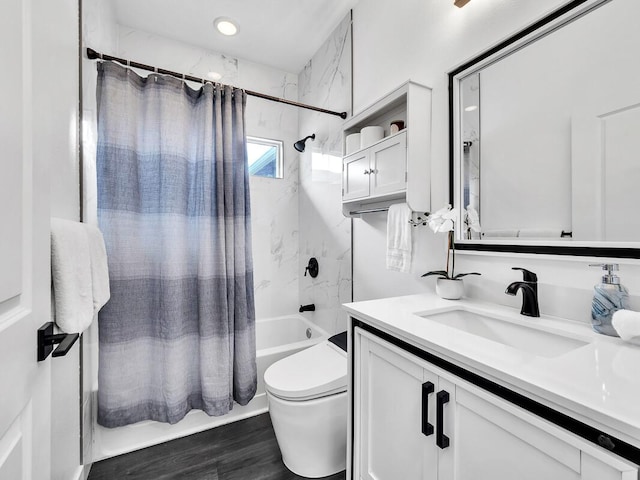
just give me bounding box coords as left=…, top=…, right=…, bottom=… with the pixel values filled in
left=298, top=14, right=353, bottom=335
left=33, top=0, right=83, bottom=477
left=81, top=0, right=118, bottom=469
left=350, top=0, right=640, bottom=323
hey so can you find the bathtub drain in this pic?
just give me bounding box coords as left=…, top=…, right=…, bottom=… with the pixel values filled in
left=306, top=328, right=312, bottom=339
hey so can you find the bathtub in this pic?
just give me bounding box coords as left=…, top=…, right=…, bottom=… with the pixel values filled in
left=93, top=314, right=328, bottom=461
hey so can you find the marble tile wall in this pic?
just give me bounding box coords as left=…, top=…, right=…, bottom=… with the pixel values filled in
left=298, top=14, right=353, bottom=335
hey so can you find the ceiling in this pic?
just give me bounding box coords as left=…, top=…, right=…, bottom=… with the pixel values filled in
left=112, top=0, right=358, bottom=74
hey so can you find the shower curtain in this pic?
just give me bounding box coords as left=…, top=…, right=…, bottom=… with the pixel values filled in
left=96, top=61, right=256, bottom=427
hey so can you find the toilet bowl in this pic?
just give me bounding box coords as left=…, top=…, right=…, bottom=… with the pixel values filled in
left=264, top=338, right=347, bottom=478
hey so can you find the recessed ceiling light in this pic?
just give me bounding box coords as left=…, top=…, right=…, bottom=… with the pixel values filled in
left=464, top=105, right=478, bottom=112
left=206, top=71, right=222, bottom=81
left=214, top=17, right=239, bottom=36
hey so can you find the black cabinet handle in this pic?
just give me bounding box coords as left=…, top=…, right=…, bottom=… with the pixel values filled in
left=421, top=381, right=434, bottom=436
left=436, top=390, right=450, bottom=449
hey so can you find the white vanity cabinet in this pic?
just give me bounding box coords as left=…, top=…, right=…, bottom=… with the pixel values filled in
left=343, top=131, right=407, bottom=202
left=353, top=327, right=638, bottom=480
left=342, top=81, right=431, bottom=216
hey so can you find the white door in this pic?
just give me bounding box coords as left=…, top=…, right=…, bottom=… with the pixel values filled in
left=369, top=132, right=407, bottom=197
left=343, top=152, right=371, bottom=201
left=355, top=329, right=437, bottom=480
left=441, top=378, right=638, bottom=480
left=0, top=0, right=52, bottom=478
left=572, top=100, right=640, bottom=241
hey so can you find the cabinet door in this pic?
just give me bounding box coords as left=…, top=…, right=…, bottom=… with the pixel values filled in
left=370, top=132, right=407, bottom=197
left=442, top=380, right=638, bottom=480
left=343, top=151, right=371, bottom=201
left=355, top=330, right=437, bottom=480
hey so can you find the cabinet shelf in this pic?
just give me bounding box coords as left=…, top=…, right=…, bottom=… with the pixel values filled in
left=344, top=129, right=407, bottom=158
left=342, top=81, right=432, bottom=217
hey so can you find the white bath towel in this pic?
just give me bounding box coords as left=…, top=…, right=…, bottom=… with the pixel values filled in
left=612, top=310, right=640, bottom=346
left=481, top=229, right=519, bottom=238
left=386, top=203, right=413, bottom=273
left=85, top=224, right=110, bottom=314
left=51, top=218, right=94, bottom=333
left=518, top=229, right=562, bottom=238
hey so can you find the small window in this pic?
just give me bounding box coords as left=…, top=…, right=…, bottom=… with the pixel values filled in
left=247, top=136, right=283, bottom=179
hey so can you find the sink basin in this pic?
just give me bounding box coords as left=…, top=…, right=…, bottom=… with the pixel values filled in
left=419, top=308, right=589, bottom=358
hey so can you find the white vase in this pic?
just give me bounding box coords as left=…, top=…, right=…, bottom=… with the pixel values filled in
left=436, top=278, right=464, bottom=300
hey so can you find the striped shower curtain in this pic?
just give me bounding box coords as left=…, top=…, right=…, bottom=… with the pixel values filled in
left=96, top=61, right=256, bottom=427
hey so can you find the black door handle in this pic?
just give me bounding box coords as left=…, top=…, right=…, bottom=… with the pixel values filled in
left=421, top=381, right=434, bottom=436
left=37, top=322, right=80, bottom=361
left=436, top=390, right=450, bottom=449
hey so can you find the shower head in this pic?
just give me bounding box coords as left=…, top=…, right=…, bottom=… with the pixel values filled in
left=294, top=134, right=315, bottom=152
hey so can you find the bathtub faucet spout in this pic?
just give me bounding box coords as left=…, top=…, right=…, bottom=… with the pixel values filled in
left=299, top=304, right=316, bottom=313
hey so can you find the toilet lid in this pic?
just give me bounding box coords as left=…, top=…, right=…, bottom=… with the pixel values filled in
left=264, top=341, right=347, bottom=401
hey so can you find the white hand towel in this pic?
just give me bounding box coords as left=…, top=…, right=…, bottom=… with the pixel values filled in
left=386, top=203, right=413, bottom=273
left=612, top=310, right=640, bottom=346
left=85, top=224, right=110, bottom=314
left=51, top=218, right=94, bottom=334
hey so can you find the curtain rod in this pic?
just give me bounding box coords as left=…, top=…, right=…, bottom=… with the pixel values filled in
left=86, top=48, right=348, bottom=119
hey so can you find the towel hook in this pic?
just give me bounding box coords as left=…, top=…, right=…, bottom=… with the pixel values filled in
left=409, top=212, right=431, bottom=227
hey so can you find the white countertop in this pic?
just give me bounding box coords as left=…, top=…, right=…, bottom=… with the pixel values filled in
left=344, top=292, right=640, bottom=448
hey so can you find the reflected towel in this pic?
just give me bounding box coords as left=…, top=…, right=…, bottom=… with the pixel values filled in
left=386, top=203, right=413, bottom=273
left=518, top=229, right=562, bottom=238
left=51, top=218, right=94, bottom=333
left=482, top=229, right=519, bottom=238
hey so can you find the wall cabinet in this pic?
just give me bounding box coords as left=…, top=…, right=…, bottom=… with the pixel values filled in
left=343, top=131, right=407, bottom=201
left=342, top=81, right=431, bottom=216
left=353, top=327, right=638, bottom=480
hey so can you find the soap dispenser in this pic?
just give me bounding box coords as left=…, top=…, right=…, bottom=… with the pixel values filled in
left=589, top=263, right=629, bottom=336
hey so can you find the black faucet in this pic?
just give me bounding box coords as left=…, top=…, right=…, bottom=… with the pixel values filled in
left=505, top=267, right=540, bottom=317
left=299, top=303, right=316, bottom=313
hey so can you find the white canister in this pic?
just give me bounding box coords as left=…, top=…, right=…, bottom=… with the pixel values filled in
left=346, top=133, right=361, bottom=155
left=360, top=126, right=384, bottom=149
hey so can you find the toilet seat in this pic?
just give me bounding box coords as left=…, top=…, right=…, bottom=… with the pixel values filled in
left=264, top=341, right=347, bottom=402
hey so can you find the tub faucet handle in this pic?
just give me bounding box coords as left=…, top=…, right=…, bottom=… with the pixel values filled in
left=304, top=257, right=319, bottom=278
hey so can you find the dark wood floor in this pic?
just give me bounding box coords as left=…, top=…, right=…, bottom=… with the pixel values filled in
left=88, top=413, right=346, bottom=480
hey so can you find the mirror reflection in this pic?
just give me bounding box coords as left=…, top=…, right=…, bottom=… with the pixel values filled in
left=455, top=0, right=640, bottom=246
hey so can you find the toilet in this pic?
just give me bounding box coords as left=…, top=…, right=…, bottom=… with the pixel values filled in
left=264, top=333, right=348, bottom=478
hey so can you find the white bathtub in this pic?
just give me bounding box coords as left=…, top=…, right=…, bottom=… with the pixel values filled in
left=94, top=314, right=328, bottom=461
